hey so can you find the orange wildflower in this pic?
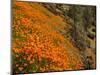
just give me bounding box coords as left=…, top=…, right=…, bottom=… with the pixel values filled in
left=15, top=54, right=19, bottom=58
left=21, top=18, right=30, bottom=25
left=18, top=67, right=23, bottom=71
left=13, top=49, right=20, bottom=53
left=29, top=60, right=33, bottom=64
left=24, top=63, right=28, bottom=67
left=16, top=64, right=19, bottom=67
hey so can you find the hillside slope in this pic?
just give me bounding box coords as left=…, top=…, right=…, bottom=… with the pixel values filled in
left=12, top=1, right=95, bottom=74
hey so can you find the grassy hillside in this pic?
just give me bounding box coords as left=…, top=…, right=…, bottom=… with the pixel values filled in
left=12, top=1, right=96, bottom=74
